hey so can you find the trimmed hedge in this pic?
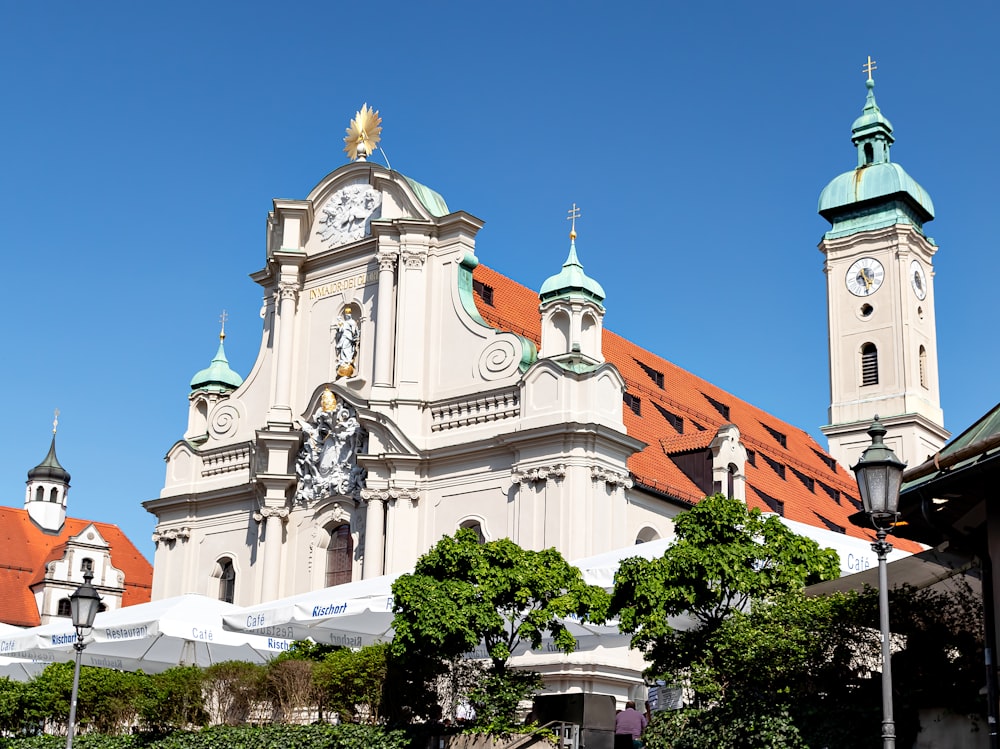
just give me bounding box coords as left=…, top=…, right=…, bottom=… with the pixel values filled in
left=0, top=724, right=410, bottom=749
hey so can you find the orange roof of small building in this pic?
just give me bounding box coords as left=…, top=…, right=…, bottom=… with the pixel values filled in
left=0, top=507, right=152, bottom=627
left=472, top=263, right=922, bottom=553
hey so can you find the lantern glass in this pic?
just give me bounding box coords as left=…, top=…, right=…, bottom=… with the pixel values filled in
left=69, top=573, right=101, bottom=631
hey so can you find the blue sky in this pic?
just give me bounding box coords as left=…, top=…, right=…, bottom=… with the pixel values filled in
left=2, top=2, right=996, bottom=562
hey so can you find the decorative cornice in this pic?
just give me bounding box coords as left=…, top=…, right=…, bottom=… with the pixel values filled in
left=513, top=464, right=567, bottom=485
left=152, top=526, right=191, bottom=546
left=591, top=466, right=634, bottom=489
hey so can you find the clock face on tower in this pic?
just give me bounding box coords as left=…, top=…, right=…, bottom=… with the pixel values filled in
left=910, top=260, right=927, bottom=300
left=846, top=257, right=885, bottom=297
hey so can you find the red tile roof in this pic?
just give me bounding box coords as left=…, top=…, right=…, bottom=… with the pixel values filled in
left=0, top=507, right=152, bottom=627
left=471, top=264, right=922, bottom=553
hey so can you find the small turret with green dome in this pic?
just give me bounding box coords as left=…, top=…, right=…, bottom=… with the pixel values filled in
left=818, top=59, right=935, bottom=240
left=539, top=207, right=606, bottom=308
left=190, top=314, right=244, bottom=393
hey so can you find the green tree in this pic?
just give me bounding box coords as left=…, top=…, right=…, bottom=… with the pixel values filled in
left=313, top=643, right=389, bottom=724
left=0, top=677, right=27, bottom=735
left=611, top=493, right=839, bottom=684
left=139, top=666, right=209, bottom=731
left=391, top=529, right=610, bottom=734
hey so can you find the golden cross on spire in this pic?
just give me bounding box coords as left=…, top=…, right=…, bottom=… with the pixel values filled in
left=863, top=55, right=877, bottom=81
left=219, top=310, right=228, bottom=341
left=567, top=203, right=581, bottom=240
left=53, top=408, right=59, bottom=434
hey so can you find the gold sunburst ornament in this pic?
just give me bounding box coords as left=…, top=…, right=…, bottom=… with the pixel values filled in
left=343, top=104, right=382, bottom=162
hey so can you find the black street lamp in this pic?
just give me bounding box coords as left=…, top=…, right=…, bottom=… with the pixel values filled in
left=66, top=570, right=101, bottom=749
left=852, top=416, right=906, bottom=749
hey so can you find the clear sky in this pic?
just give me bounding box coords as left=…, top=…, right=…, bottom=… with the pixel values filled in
left=1, top=2, right=996, bottom=562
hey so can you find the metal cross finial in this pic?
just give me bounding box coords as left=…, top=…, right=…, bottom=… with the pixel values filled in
left=219, top=310, right=228, bottom=341
left=567, top=203, right=581, bottom=240
left=53, top=408, right=59, bottom=434
left=863, top=55, right=877, bottom=81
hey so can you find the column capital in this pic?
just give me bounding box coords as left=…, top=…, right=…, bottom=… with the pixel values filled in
left=377, top=250, right=399, bottom=272
left=277, top=282, right=299, bottom=302
left=401, top=248, right=427, bottom=269
left=253, top=506, right=290, bottom=523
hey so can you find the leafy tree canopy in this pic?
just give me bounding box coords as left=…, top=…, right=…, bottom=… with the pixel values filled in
left=611, top=493, right=840, bottom=676
left=391, top=528, right=610, bottom=670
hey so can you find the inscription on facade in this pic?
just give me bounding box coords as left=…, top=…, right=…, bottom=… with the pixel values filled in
left=309, top=270, right=379, bottom=301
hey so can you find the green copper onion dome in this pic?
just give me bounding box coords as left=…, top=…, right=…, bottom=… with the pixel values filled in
left=539, top=235, right=606, bottom=308
left=818, top=77, right=934, bottom=239
left=190, top=332, right=243, bottom=393
left=28, top=435, right=70, bottom=484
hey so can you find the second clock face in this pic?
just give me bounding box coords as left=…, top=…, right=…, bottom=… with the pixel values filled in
left=846, top=257, right=885, bottom=297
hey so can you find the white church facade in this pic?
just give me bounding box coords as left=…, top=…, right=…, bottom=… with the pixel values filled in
left=144, top=79, right=941, bottom=674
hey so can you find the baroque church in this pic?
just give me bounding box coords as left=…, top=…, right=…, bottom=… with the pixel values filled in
left=144, top=76, right=943, bottom=617
left=0, top=418, right=152, bottom=627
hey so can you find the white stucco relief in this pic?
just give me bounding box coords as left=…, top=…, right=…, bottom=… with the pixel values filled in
left=294, top=393, right=368, bottom=503
left=317, top=183, right=382, bottom=247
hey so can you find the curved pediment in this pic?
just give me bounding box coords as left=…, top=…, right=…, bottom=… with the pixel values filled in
left=283, top=163, right=450, bottom=257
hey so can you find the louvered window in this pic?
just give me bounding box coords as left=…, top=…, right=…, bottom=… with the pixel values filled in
left=473, top=279, right=494, bottom=306
left=635, top=359, right=665, bottom=388
left=919, top=345, right=928, bottom=389
left=624, top=393, right=641, bottom=416
left=861, top=343, right=879, bottom=386
left=704, top=393, right=730, bottom=420
left=653, top=402, right=683, bottom=433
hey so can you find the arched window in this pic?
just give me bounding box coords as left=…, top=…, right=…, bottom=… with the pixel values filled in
left=864, top=143, right=874, bottom=165
left=460, top=520, right=486, bottom=544
left=919, top=345, right=928, bottom=389
left=57, top=598, right=71, bottom=617
left=635, top=527, right=661, bottom=544
left=326, top=525, right=353, bottom=587
left=81, top=558, right=93, bottom=573
left=551, top=310, right=571, bottom=355
left=727, top=464, right=737, bottom=499
left=861, top=343, right=879, bottom=386
left=49, top=487, right=58, bottom=502
left=35, top=486, right=44, bottom=502
left=218, top=558, right=235, bottom=604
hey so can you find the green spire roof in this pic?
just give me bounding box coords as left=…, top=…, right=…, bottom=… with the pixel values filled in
left=539, top=237, right=606, bottom=307
left=851, top=78, right=894, bottom=145
left=28, top=434, right=70, bottom=484
left=190, top=334, right=243, bottom=393
left=818, top=76, right=934, bottom=239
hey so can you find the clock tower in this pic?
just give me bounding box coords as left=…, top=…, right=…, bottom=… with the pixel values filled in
left=818, top=67, right=948, bottom=471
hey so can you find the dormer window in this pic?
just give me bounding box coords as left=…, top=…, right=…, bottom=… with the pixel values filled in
left=81, top=558, right=93, bottom=573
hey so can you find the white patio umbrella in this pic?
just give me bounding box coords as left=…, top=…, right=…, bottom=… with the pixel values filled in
left=6, top=595, right=291, bottom=674
left=224, top=574, right=400, bottom=647
left=0, top=623, right=49, bottom=681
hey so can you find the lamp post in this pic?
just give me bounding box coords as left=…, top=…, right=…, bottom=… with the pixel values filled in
left=851, top=416, right=906, bottom=749
left=66, top=570, right=101, bottom=749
